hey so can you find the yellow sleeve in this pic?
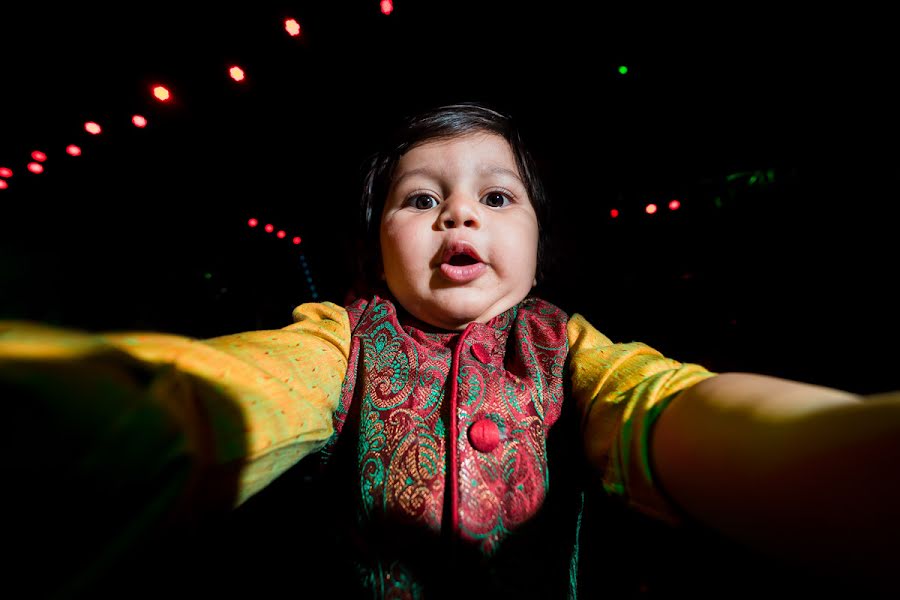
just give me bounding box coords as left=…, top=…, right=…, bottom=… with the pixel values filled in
left=567, top=313, right=717, bottom=523
left=0, top=301, right=351, bottom=509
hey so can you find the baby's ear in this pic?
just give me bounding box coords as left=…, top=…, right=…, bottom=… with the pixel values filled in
left=532, top=277, right=537, bottom=287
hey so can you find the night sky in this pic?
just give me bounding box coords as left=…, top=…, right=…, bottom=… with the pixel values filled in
left=0, top=3, right=893, bottom=394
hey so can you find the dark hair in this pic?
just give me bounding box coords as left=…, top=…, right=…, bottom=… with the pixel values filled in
left=351, top=102, right=552, bottom=299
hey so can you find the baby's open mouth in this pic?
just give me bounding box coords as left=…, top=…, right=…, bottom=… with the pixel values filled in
left=447, top=254, right=480, bottom=266
left=438, top=245, right=488, bottom=283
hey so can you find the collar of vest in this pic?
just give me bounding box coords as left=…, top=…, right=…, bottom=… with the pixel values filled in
left=394, top=295, right=520, bottom=341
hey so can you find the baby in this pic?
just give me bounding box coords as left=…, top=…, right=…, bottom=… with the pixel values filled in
left=1, top=103, right=897, bottom=599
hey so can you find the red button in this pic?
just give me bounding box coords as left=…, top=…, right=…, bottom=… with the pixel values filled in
left=468, top=418, right=500, bottom=453
left=471, top=343, right=491, bottom=364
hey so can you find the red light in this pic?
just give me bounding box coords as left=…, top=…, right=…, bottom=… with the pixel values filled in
left=264, top=223, right=274, bottom=233
left=285, top=18, right=301, bottom=36
left=276, top=230, right=286, bottom=239
left=248, top=218, right=259, bottom=227
left=380, top=0, right=394, bottom=15
left=27, top=162, right=44, bottom=174
left=0, top=180, right=7, bottom=190
left=229, top=66, right=245, bottom=82
left=132, top=115, right=148, bottom=128
left=85, top=121, right=102, bottom=135
left=31, top=150, right=47, bottom=162
left=610, top=208, right=619, bottom=218
left=669, top=199, right=681, bottom=210
left=66, top=144, right=82, bottom=156
left=152, top=85, right=171, bottom=101
left=292, top=236, right=301, bottom=245
left=0, top=167, right=12, bottom=178
left=645, top=203, right=657, bottom=214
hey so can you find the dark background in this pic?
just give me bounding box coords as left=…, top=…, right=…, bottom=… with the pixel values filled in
left=0, top=4, right=893, bottom=391
left=0, top=3, right=896, bottom=598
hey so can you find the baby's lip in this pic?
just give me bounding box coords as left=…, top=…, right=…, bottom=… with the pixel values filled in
left=441, top=241, right=484, bottom=264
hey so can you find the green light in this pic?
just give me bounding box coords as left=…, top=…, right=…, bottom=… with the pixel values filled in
left=713, top=196, right=722, bottom=208
left=204, top=272, right=212, bottom=279
left=618, top=65, right=628, bottom=75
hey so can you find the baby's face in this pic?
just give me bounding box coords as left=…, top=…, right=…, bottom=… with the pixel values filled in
left=380, top=132, right=539, bottom=331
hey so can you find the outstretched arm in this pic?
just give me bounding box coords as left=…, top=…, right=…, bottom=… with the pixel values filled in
left=652, top=372, right=900, bottom=581
left=0, top=302, right=350, bottom=595
left=568, top=312, right=898, bottom=591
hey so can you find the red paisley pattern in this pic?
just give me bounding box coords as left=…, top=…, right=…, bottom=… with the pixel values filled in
left=327, top=294, right=569, bottom=597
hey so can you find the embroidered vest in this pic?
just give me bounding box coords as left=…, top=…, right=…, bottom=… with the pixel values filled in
left=317, top=294, right=583, bottom=599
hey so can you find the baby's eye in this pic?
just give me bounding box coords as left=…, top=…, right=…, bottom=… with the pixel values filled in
left=408, top=194, right=438, bottom=210
left=482, top=192, right=511, bottom=208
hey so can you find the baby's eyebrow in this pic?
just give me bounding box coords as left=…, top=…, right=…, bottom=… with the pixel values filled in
left=391, top=165, right=525, bottom=187
left=392, top=167, right=438, bottom=186
left=478, top=165, right=524, bottom=184
left=393, top=165, right=524, bottom=187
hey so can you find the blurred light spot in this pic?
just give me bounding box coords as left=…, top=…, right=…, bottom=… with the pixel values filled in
left=285, top=18, right=301, bottom=36
left=152, top=85, right=171, bottom=101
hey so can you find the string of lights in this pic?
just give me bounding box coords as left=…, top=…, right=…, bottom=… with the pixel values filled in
left=0, top=10, right=339, bottom=303
left=0, top=0, right=784, bottom=324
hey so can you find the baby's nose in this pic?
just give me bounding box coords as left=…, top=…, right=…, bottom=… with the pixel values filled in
left=442, top=197, right=481, bottom=228
left=443, top=215, right=479, bottom=228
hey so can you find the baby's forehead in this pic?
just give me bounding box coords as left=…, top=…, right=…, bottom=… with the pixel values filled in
left=393, top=132, right=520, bottom=180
